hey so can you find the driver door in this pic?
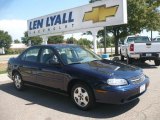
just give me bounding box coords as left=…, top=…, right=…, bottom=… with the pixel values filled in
left=36, top=47, right=67, bottom=90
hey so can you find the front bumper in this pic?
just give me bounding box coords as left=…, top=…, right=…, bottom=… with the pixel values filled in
left=94, top=78, right=149, bottom=104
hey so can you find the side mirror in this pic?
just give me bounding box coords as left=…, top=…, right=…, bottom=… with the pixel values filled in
left=119, top=39, right=125, bottom=45
left=118, top=41, right=124, bottom=46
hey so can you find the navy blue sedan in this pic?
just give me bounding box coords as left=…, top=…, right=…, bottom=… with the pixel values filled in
left=8, top=44, right=149, bottom=110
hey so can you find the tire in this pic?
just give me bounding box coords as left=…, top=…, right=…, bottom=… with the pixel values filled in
left=127, top=56, right=133, bottom=64
left=120, top=50, right=124, bottom=61
left=13, top=72, right=24, bottom=90
left=120, top=54, right=124, bottom=61
left=71, top=83, right=95, bottom=110
left=140, top=59, right=145, bottom=63
left=154, top=60, right=160, bottom=66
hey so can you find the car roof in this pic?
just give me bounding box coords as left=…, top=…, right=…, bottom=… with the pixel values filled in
left=31, top=44, right=79, bottom=48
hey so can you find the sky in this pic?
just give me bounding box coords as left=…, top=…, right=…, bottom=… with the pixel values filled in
left=0, top=0, right=159, bottom=41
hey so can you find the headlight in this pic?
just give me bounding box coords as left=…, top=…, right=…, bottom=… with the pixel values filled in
left=107, top=79, right=128, bottom=86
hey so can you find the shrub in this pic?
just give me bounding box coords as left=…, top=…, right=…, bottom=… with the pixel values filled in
left=5, top=48, right=26, bottom=55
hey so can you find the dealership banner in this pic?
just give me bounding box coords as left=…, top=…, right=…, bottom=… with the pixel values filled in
left=27, top=0, right=127, bottom=37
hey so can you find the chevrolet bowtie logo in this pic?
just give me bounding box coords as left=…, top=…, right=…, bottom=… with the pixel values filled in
left=83, top=5, right=119, bottom=23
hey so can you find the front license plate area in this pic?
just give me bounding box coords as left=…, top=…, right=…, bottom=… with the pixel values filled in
left=140, top=84, right=146, bottom=93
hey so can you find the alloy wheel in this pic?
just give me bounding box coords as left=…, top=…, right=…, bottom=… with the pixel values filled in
left=73, top=87, right=89, bottom=107
left=14, top=73, right=23, bottom=90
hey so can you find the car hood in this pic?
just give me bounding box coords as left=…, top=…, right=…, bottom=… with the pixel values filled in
left=67, top=60, right=143, bottom=80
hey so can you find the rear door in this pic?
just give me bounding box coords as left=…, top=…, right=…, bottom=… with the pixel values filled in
left=19, top=47, right=41, bottom=83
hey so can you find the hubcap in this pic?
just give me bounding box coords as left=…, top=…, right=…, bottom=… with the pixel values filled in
left=73, top=87, right=89, bottom=107
left=14, top=75, right=21, bottom=88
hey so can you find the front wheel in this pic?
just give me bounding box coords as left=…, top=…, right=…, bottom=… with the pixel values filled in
left=71, top=83, right=95, bottom=110
left=120, top=50, right=124, bottom=61
left=13, top=72, right=24, bottom=90
left=140, top=59, right=145, bottom=63
left=120, top=54, right=124, bottom=61
left=154, top=60, right=160, bottom=66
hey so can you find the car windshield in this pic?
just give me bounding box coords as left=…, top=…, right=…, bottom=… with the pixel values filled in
left=55, top=45, right=102, bottom=65
left=127, top=36, right=150, bottom=43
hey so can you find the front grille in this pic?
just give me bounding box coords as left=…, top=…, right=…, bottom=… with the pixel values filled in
left=130, top=74, right=145, bottom=84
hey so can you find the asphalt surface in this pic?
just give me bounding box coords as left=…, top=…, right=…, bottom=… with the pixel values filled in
left=0, top=61, right=160, bottom=120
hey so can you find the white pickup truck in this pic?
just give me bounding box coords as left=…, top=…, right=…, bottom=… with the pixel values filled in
left=153, top=36, right=160, bottom=42
left=120, top=36, right=160, bottom=66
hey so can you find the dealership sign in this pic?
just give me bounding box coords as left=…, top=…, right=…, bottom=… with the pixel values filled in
left=27, top=0, right=127, bottom=37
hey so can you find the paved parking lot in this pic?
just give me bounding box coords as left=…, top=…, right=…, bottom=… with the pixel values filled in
left=0, top=61, right=160, bottom=120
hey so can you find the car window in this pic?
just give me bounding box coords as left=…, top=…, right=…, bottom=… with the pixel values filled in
left=55, top=46, right=101, bottom=64
left=40, top=48, right=59, bottom=65
left=21, top=48, right=40, bottom=62
left=127, top=37, right=149, bottom=43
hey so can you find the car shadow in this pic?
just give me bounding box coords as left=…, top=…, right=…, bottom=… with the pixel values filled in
left=0, top=82, right=139, bottom=119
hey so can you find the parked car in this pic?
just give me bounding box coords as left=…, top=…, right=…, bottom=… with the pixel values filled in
left=120, top=35, right=160, bottom=65
left=8, top=44, right=149, bottom=110
left=153, top=36, right=160, bottom=42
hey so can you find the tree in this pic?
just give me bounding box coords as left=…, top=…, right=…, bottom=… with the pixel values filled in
left=90, top=0, right=160, bottom=55
left=21, top=31, right=42, bottom=46
left=99, top=35, right=114, bottom=48
left=0, top=30, right=12, bottom=49
left=77, top=38, right=92, bottom=48
left=48, top=35, right=64, bottom=44
left=66, top=37, right=77, bottom=44
left=14, top=39, right=20, bottom=43
left=145, top=0, right=160, bottom=39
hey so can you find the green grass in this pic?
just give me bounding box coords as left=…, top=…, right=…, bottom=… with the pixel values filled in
left=0, top=70, right=7, bottom=74
left=0, top=63, right=7, bottom=74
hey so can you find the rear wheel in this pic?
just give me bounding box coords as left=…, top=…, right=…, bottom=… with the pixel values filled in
left=13, top=72, right=24, bottom=90
left=120, top=54, right=124, bottom=61
left=127, top=56, right=133, bottom=64
left=71, top=83, right=95, bottom=110
left=120, top=50, right=124, bottom=61
left=140, top=59, right=145, bottom=63
left=154, top=60, right=160, bottom=66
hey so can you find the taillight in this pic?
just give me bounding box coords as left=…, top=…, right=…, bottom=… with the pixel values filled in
left=130, top=44, right=134, bottom=51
